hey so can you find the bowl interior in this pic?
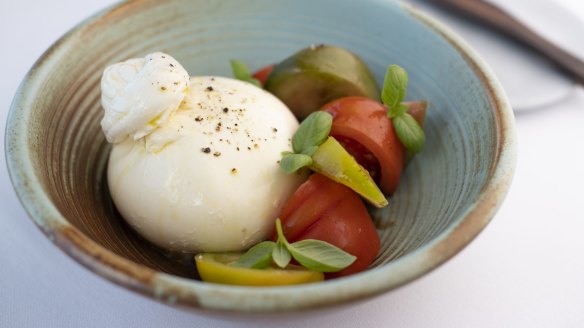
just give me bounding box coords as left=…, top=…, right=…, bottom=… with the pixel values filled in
left=7, top=0, right=512, bottom=311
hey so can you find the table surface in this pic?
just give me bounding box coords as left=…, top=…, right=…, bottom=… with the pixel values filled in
left=2, top=1, right=583, bottom=327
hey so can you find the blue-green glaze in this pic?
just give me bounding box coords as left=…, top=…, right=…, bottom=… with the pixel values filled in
left=5, top=0, right=516, bottom=313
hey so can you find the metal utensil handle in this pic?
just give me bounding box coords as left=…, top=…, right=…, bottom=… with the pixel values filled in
left=428, top=0, right=584, bottom=84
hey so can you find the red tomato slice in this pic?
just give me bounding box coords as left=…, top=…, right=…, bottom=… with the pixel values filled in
left=277, top=173, right=380, bottom=278
left=278, top=173, right=352, bottom=241
left=322, top=96, right=405, bottom=195
left=252, top=65, right=274, bottom=86
left=294, top=192, right=380, bottom=278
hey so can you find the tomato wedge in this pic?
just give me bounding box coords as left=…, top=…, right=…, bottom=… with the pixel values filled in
left=195, top=253, right=323, bottom=286
left=322, top=98, right=428, bottom=195
left=322, top=96, right=404, bottom=195
left=294, top=190, right=381, bottom=278
left=276, top=174, right=380, bottom=278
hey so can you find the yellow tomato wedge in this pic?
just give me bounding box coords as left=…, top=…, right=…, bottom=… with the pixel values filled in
left=195, top=253, right=324, bottom=286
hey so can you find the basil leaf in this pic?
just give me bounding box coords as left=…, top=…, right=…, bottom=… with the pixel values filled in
left=301, top=145, right=319, bottom=157
left=387, top=103, right=409, bottom=118
left=231, top=241, right=276, bottom=269
left=280, top=153, right=313, bottom=174
left=287, top=239, right=356, bottom=272
left=272, top=242, right=292, bottom=268
left=291, top=111, right=333, bottom=154
left=272, top=218, right=354, bottom=272
left=393, top=113, right=425, bottom=153
left=230, top=60, right=261, bottom=87
left=381, top=64, right=408, bottom=112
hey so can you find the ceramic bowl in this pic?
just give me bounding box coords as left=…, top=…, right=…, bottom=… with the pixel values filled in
left=5, top=0, right=516, bottom=313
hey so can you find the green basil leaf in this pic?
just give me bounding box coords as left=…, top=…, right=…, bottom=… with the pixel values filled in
left=393, top=113, right=425, bottom=153
left=287, top=239, right=356, bottom=272
left=381, top=65, right=408, bottom=113
left=272, top=242, right=292, bottom=268
left=388, top=103, right=409, bottom=118
left=231, top=241, right=276, bottom=269
left=280, top=153, right=313, bottom=174
left=230, top=60, right=261, bottom=87
left=275, top=218, right=287, bottom=244
left=291, top=111, right=333, bottom=154
left=301, top=145, right=319, bottom=157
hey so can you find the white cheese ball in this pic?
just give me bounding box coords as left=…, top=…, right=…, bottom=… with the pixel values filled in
left=107, top=76, right=304, bottom=253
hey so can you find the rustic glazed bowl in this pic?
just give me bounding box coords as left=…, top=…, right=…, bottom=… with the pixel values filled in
left=5, top=0, right=516, bottom=313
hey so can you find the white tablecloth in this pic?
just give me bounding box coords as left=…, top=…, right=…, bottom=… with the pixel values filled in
left=2, top=1, right=583, bottom=327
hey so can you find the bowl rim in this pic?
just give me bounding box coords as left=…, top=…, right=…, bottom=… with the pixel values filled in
left=5, top=0, right=517, bottom=313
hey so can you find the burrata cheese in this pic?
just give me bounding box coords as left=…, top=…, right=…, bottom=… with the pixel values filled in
left=102, top=53, right=303, bottom=252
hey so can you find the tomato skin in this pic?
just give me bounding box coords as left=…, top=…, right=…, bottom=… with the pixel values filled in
left=322, top=96, right=405, bottom=195
left=278, top=173, right=352, bottom=241
left=252, top=65, right=274, bottom=86
left=276, top=174, right=380, bottom=278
